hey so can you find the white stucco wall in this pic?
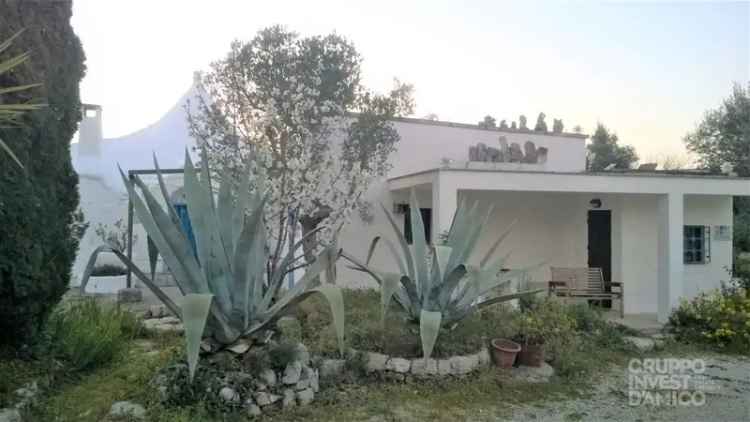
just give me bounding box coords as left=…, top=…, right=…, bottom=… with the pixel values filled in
left=389, top=120, right=587, bottom=176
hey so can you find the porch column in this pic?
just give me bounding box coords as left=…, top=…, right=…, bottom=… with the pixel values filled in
left=657, top=192, right=684, bottom=323
left=432, top=171, right=457, bottom=244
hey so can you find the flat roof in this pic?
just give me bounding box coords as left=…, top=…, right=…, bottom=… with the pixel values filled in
left=390, top=116, right=590, bottom=139
left=388, top=168, right=750, bottom=197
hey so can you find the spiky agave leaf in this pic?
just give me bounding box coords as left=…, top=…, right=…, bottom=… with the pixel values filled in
left=419, top=310, right=442, bottom=360
left=180, top=294, right=213, bottom=382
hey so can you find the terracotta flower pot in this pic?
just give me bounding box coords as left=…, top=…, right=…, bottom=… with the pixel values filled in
left=517, top=343, right=545, bottom=367
left=491, top=338, right=521, bottom=369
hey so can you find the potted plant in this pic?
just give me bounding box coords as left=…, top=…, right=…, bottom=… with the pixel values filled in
left=81, top=219, right=136, bottom=294
left=490, top=338, right=521, bottom=368
left=85, top=264, right=128, bottom=294
left=514, top=313, right=546, bottom=367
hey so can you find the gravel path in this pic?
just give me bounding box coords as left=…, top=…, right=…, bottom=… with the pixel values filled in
left=502, top=354, right=750, bottom=422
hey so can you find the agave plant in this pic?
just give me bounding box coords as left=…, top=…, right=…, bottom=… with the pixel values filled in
left=0, top=29, right=45, bottom=169
left=81, top=152, right=345, bottom=380
left=342, top=189, right=541, bottom=359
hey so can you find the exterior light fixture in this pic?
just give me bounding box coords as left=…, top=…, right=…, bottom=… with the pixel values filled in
left=589, top=198, right=602, bottom=208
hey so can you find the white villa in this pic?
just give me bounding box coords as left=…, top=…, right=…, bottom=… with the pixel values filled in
left=71, top=76, right=750, bottom=324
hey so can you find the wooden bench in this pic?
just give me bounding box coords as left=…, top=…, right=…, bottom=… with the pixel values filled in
left=548, top=267, right=624, bottom=318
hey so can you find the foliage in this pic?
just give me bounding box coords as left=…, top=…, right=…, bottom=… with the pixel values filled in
left=533, top=112, right=547, bottom=132
left=733, top=198, right=750, bottom=253
left=478, top=115, right=496, bottom=129
left=499, top=119, right=508, bottom=130
left=0, top=30, right=45, bottom=169
left=89, top=264, right=127, bottom=277
left=344, top=189, right=540, bottom=358
left=572, top=125, right=583, bottom=134
left=0, top=2, right=86, bottom=347
left=300, top=289, right=514, bottom=359
left=94, top=218, right=135, bottom=254
left=684, top=83, right=749, bottom=177
left=669, top=287, right=750, bottom=352
left=586, top=122, right=639, bottom=171
left=189, top=25, right=414, bottom=258
left=513, top=298, right=575, bottom=345
left=45, top=299, right=140, bottom=372
left=552, top=118, right=564, bottom=134
left=81, top=152, right=346, bottom=375
left=734, top=253, right=750, bottom=294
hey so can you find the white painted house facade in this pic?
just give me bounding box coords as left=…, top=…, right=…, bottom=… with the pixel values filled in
left=71, top=77, right=750, bottom=323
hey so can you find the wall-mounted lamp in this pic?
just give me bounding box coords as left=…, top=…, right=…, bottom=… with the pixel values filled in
left=589, top=198, right=602, bottom=209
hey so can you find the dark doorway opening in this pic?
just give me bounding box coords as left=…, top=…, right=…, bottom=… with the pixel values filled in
left=404, top=207, right=432, bottom=244
left=588, top=210, right=612, bottom=307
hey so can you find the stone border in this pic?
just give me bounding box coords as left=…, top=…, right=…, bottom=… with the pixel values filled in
left=319, top=347, right=491, bottom=382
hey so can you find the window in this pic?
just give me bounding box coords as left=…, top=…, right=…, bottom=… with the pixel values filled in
left=404, top=207, right=432, bottom=244
left=684, top=225, right=710, bottom=264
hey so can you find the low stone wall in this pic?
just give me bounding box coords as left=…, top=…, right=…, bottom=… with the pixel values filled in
left=320, top=347, right=491, bottom=382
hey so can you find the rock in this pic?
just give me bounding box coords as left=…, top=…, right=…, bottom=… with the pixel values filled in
left=296, top=366, right=315, bottom=390
left=0, top=409, right=21, bottom=422
left=247, top=403, right=262, bottom=416
left=143, top=316, right=184, bottom=334
left=512, top=363, right=555, bottom=383
left=623, top=336, right=655, bottom=352
left=109, top=401, right=146, bottom=420
left=365, top=352, right=389, bottom=372
left=207, top=351, right=235, bottom=368
left=386, top=357, right=411, bottom=373
left=259, top=369, right=277, bottom=387
left=227, top=371, right=253, bottom=384
left=523, top=141, right=537, bottom=163
left=295, top=343, right=310, bottom=365
left=437, top=359, right=452, bottom=376
left=200, top=338, right=220, bottom=353
left=219, top=387, right=240, bottom=404
left=227, top=339, right=251, bottom=355
left=147, top=305, right=166, bottom=318
left=282, top=388, right=296, bottom=408
left=253, top=391, right=281, bottom=407
left=320, top=359, right=345, bottom=378
left=296, top=388, right=314, bottom=406
left=477, top=348, right=491, bottom=367
left=450, top=354, right=479, bottom=375
left=509, top=143, right=524, bottom=162
left=410, top=358, right=437, bottom=376
left=253, top=381, right=267, bottom=391
left=117, top=287, right=143, bottom=303
left=384, top=372, right=405, bottom=382
left=282, top=361, right=302, bottom=385
left=14, top=381, right=38, bottom=406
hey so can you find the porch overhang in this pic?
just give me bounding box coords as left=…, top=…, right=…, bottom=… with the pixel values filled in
left=387, top=168, right=749, bottom=322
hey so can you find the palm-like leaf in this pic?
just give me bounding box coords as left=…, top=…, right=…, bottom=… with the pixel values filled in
left=0, top=29, right=45, bottom=170
left=343, top=188, right=541, bottom=358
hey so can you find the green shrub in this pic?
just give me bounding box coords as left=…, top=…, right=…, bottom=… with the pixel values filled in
left=90, top=264, right=127, bottom=277
left=0, top=1, right=86, bottom=347
left=669, top=289, right=750, bottom=351
left=46, top=299, right=140, bottom=372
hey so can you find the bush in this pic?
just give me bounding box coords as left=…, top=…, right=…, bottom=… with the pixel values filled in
left=669, top=289, right=750, bottom=351
left=46, top=299, right=140, bottom=372
left=90, top=264, right=127, bottom=277
left=0, top=2, right=86, bottom=347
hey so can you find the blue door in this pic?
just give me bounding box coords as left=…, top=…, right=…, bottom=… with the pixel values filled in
left=174, top=203, right=198, bottom=259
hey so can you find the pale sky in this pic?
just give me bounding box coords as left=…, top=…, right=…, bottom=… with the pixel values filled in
left=71, top=0, right=749, bottom=161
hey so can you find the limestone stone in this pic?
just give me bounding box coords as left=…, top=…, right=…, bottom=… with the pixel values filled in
left=147, top=305, right=166, bottom=318
left=437, top=359, right=452, bottom=376
left=219, top=387, right=240, bottom=404
left=623, top=336, right=655, bottom=352
left=365, top=352, right=389, bottom=372
left=117, top=287, right=142, bottom=303
left=523, top=141, right=537, bottom=163
left=477, top=348, right=491, bottom=367
left=295, top=343, right=310, bottom=364
left=282, top=388, right=296, bottom=408
left=259, top=369, right=277, bottom=387
left=227, top=339, right=251, bottom=355
left=310, top=368, right=320, bottom=392
left=449, top=354, right=479, bottom=375
left=509, top=143, right=524, bottom=162
left=386, top=357, right=411, bottom=373
left=282, top=361, right=302, bottom=385
left=296, top=388, right=314, bottom=405
left=247, top=403, right=262, bottom=416
left=384, top=372, right=405, bottom=382
left=109, top=401, right=146, bottom=420
left=410, top=358, right=437, bottom=376
left=320, top=359, right=345, bottom=378
left=254, top=391, right=281, bottom=407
